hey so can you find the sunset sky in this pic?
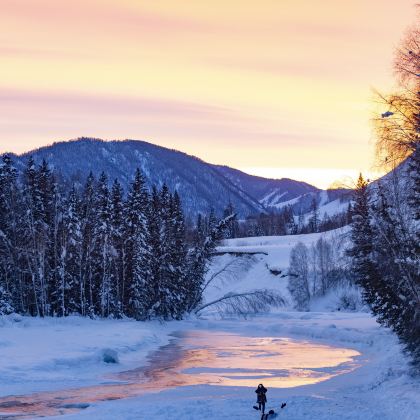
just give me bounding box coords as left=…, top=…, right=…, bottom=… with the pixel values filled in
left=0, top=0, right=416, bottom=188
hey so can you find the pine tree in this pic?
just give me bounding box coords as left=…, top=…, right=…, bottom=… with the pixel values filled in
left=308, top=198, right=319, bottom=233
left=94, top=172, right=112, bottom=317
left=166, top=191, right=188, bottom=319
left=38, top=160, right=60, bottom=316
left=125, top=169, right=150, bottom=319
left=22, top=158, right=54, bottom=316
left=371, top=182, right=420, bottom=365
left=348, top=175, right=380, bottom=308
left=147, top=186, right=163, bottom=318
left=0, top=155, right=21, bottom=313
left=109, top=179, right=124, bottom=317
left=80, top=172, right=96, bottom=317
left=156, top=184, right=178, bottom=319
left=62, top=186, right=83, bottom=315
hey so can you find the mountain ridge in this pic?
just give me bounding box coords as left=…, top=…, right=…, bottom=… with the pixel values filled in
left=4, top=137, right=350, bottom=218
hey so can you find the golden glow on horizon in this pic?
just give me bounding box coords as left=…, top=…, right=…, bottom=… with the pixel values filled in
left=242, top=167, right=385, bottom=190
left=0, top=0, right=416, bottom=187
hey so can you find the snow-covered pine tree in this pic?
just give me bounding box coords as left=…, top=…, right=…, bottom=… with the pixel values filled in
left=166, top=191, right=188, bottom=319
left=285, top=206, right=297, bottom=235
left=0, top=155, right=21, bottom=313
left=38, top=160, right=61, bottom=316
left=371, top=181, right=420, bottom=366
left=308, top=198, right=319, bottom=233
left=94, top=172, right=113, bottom=317
left=155, top=183, right=173, bottom=319
left=21, top=157, right=40, bottom=315
left=125, top=169, right=150, bottom=319
left=80, top=172, right=96, bottom=317
left=348, top=174, right=381, bottom=309
left=147, top=186, right=163, bottom=318
left=22, top=158, right=55, bottom=316
left=109, top=179, right=125, bottom=318
left=55, top=186, right=83, bottom=316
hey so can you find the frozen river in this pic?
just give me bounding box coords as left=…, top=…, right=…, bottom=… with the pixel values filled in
left=0, top=329, right=360, bottom=418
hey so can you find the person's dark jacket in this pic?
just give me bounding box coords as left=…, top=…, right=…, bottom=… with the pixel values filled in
left=255, top=386, right=267, bottom=403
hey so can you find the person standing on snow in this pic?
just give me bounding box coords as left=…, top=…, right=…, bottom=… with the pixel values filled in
left=255, top=383, right=267, bottom=413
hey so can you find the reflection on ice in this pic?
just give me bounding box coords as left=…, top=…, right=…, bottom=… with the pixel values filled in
left=0, top=330, right=360, bottom=418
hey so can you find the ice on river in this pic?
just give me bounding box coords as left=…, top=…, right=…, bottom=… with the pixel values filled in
left=0, top=312, right=418, bottom=419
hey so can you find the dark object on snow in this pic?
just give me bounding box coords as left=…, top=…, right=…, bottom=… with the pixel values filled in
left=281, top=403, right=286, bottom=409
left=102, top=349, right=119, bottom=364
left=255, top=384, right=268, bottom=413
left=261, top=409, right=277, bottom=419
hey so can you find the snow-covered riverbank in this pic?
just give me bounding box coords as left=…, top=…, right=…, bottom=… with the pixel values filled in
left=0, top=311, right=418, bottom=419
left=0, top=230, right=418, bottom=419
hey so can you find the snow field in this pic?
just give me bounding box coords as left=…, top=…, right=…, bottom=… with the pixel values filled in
left=0, top=315, right=172, bottom=396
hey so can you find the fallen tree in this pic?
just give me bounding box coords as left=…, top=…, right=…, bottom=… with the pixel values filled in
left=194, top=289, right=285, bottom=317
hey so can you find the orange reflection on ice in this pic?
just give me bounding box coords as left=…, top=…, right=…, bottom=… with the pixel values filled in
left=0, top=330, right=361, bottom=419
left=123, top=331, right=361, bottom=388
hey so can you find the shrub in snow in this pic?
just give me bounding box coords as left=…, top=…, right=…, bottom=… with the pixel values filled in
left=335, top=286, right=363, bottom=312
left=101, top=348, right=119, bottom=364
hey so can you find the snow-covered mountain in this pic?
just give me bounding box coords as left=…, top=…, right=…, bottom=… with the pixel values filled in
left=214, top=165, right=318, bottom=209
left=215, top=165, right=351, bottom=217
left=7, top=138, right=351, bottom=218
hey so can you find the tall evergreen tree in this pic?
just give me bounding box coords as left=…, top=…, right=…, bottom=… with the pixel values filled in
left=56, top=186, right=83, bottom=316
left=0, top=155, right=20, bottom=312
left=166, top=191, right=188, bottom=319
left=110, top=179, right=124, bottom=317
left=80, top=172, right=96, bottom=317
left=22, top=158, right=55, bottom=316
left=147, top=186, right=163, bottom=318
left=308, top=198, right=319, bottom=233
left=94, top=172, right=112, bottom=317
left=348, top=175, right=380, bottom=308
left=124, top=169, right=150, bottom=319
